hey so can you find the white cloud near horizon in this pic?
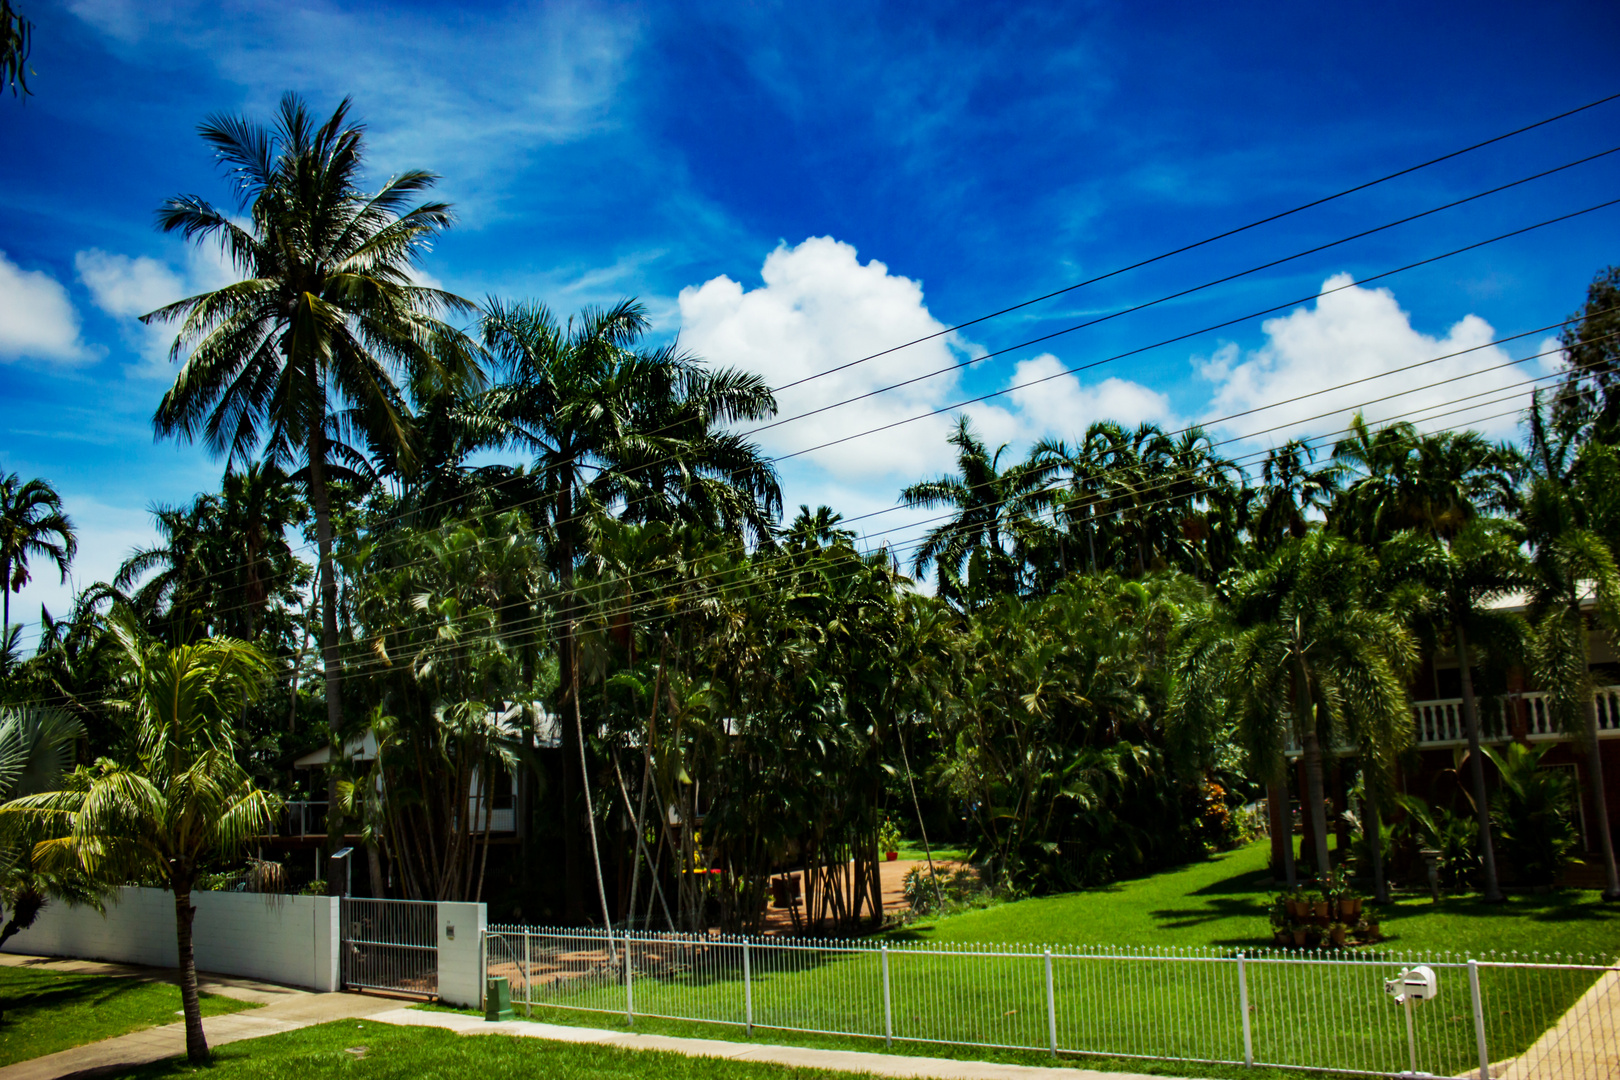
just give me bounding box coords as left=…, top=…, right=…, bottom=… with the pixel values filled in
left=0, top=252, right=96, bottom=365
left=1197, top=273, right=1540, bottom=447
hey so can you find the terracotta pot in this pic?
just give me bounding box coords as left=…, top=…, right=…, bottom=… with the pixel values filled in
left=1352, top=898, right=1364, bottom=917
left=1274, top=931, right=1290, bottom=945
left=1338, top=898, right=1356, bottom=919
left=1365, top=923, right=1381, bottom=939
left=1288, top=899, right=1307, bottom=919
left=1330, top=928, right=1348, bottom=946
left=886, top=851, right=898, bottom=861
left=1313, top=900, right=1330, bottom=919
left=1291, top=928, right=1308, bottom=946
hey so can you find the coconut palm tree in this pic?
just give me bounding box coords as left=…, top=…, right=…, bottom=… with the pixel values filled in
left=1381, top=521, right=1531, bottom=901
left=904, top=416, right=1055, bottom=605
left=477, top=296, right=779, bottom=921
left=1251, top=440, right=1337, bottom=556
left=3, top=613, right=276, bottom=1064
left=142, top=94, right=481, bottom=822
left=0, top=471, right=76, bottom=640
left=1218, top=531, right=1416, bottom=881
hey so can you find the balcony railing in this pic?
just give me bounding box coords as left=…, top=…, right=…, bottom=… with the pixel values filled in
left=1412, top=685, right=1620, bottom=747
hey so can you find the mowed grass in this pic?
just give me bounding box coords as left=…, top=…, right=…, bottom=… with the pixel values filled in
left=892, top=840, right=1620, bottom=960
left=485, top=841, right=1619, bottom=1077
left=0, top=963, right=257, bottom=1066
left=121, top=1021, right=897, bottom=1080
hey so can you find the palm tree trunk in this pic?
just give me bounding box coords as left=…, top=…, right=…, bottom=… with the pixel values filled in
left=1266, top=780, right=1296, bottom=887
left=172, top=882, right=208, bottom=1064
left=1364, top=783, right=1389, bottom=904
left=1294, top=658, right=1332, bottom=880
left=366, top=841, right=384, bottom=899
left=1582, top=692, right=1620, bottom=900
left=1455, top=623, right=1503, bottom=901
left=2, top=555, right=10, bottom=637
left=306, top=432, right=345, bottom=875
left=572, top=638, right=617, bottom=950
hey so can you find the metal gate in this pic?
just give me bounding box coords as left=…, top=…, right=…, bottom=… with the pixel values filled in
left=341, top=897, right=438, bottom=996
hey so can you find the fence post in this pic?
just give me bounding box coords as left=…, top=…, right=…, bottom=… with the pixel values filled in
left=624, top=930, right=635, bottom=1026
left=479, top=928, right=488, bottom=1012
left=1468, top=959, right=1489, bottom=1080
left=743, top=939, right=753, bottom=1035
left=881, top=944, right=893, bottom=1049
left=1043, top=949, right=1057, bottom=1058
left=1237, top=952, right=1253, bottom=1067
left=523, top=930, right=531, bottom=1017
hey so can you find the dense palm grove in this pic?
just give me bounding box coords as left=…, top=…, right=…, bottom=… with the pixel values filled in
left=3, top=96, right=1619, bottom=956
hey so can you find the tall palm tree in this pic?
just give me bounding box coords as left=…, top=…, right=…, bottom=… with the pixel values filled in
left=3, top=613, right=276, bottom=1064
left=142, top=94, right=481, bottom=824
left=1519, top=428, right=1620, bottom=900
left=0, top=471, right=76, bottom=639
left=477, top=296, right=779, bottom=921
left=1219, top=531, right=1416, bottom=881
left=904, top=416, right=1055, bottom=605
left=1382, top=521, right=1531, bottom=901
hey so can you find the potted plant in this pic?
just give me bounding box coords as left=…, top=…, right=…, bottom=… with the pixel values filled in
left=1338, top=887, right=1363, bottom=920
left=1290, top=920, right=1308, bottom=947
left=1285, top=887, right=1309, bottom=919
left=1269, top=899, right=1289, bottom=944
left=1312, top=893, right=1330, bottom=919
left=879, top=819, right=901, bottom=861
left=1328, top=921, right=1349, bottom=947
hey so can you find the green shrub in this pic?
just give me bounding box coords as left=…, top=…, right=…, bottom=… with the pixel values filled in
left=1485, top=742, right=1581, bottom=886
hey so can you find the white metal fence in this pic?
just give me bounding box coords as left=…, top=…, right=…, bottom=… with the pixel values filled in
left=484, top=927, right=1617, bottom=1078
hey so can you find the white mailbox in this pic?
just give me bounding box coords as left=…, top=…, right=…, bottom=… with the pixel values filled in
left=1384, top=965, right=1438, bottom=1004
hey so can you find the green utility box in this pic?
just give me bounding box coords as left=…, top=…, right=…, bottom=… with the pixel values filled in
left=485, top=976, right=515, bottom=1022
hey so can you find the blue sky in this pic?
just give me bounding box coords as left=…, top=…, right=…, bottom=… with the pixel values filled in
left=2, top=0, right=1619, bottom=640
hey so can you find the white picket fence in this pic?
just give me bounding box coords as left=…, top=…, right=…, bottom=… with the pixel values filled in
left=484, top=927, right=1617, bottom=1078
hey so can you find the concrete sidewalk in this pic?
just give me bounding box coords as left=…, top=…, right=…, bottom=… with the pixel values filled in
left=0, top=956, right=405, bottom=1080
left=367, top=1007, right=1182, bottom=1080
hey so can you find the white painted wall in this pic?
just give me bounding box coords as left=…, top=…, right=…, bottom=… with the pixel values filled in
left=435, top=900, right=487, bottom=1008
left=1, top=887, right=342, bottom=992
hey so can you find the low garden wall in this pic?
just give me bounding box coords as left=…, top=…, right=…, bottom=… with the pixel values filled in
left=1, top=887, right=342, bottom=991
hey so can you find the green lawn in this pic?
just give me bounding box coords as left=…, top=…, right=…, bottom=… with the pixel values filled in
left=0, top=964, right=257, bottom=1066
left=117, top=1020, right=1313, bottom=1080
left=480, top=841, right=1619, bottom=1078
left=892, top=840, right=1620, bottom=961
left=892, top=841, right=970, bottom=863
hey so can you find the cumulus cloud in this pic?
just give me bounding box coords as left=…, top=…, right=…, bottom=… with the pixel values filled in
left=1197, top=274, right=1538, bottom=445
left=1004, top=354, right=1178, bottom=438
left=679, top=236, right=979, bottom=483
left=677, top=237, right=1172, bottom=560
left=0, top=252, right=95, bottom=365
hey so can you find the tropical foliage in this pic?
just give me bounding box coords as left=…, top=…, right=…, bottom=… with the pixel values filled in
left=2, top=93, right=1614, bottom=946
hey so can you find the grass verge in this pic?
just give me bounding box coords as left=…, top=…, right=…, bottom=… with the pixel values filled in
left=0, top=964, right=257, bottom=1066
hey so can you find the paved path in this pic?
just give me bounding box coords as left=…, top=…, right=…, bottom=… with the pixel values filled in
left=0, top=956, right=404, bottom=1080
left=1496, top=966, right=1620, bottom=1080
left=367, top=1007, right=1181, bottom=1080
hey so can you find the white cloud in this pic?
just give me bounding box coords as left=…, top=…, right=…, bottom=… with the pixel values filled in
left=678, top=236, right=981, bottom=484
left=1004, top=353, right=1178, bottom=438
left=0, top=252, right=94, bottom=365
left=75, top=249, right=185, bottom=318
left=1197, top=273, right=1538, bottom=445
left=74, top=248, right=193, bottom=376
left=677, top=237, right=1172, bottom=558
